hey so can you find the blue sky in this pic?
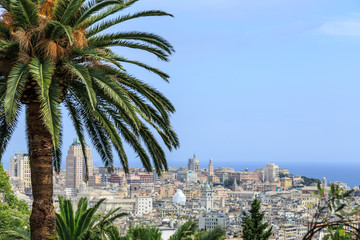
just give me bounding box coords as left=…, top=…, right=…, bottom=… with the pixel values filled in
left=3, top=0, right=360, bottom=177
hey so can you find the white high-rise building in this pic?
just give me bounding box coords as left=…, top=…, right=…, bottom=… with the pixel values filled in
left=264, top=163, right=279, bottom=182
left=188, top=154, right=200, bottom=172
left=9, top=153, right=31, bottom=188
left=201, top=184, right=213, bottom=212
left=208, top=158, right=214, bottom=175
left=65, top=139, right=94, bottom=194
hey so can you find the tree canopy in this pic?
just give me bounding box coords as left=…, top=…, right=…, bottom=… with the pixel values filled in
left=0, top=163, right=30, bottom=240
left=241, top=199, right=272, bottom=240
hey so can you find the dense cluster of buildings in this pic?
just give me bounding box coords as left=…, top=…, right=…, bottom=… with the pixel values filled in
left=6, top=140, right=360, bottom=239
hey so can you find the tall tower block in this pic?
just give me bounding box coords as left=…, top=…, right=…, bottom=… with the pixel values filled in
left=65, top=139, right=94, bottom=192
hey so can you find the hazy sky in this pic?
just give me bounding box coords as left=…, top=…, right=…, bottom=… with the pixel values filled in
left=3, top=0, right=360, bottom=173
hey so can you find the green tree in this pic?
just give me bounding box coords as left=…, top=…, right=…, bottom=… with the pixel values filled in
left=0, top=163, right=30, bottom=239
left=241, top=199, right=272, bottom=240
left=301, top=176, right=320, bottom=186
left=323, top=224, right=353, bottom=240
left=0, top=0, right=177, bottom=238
left=223, top=179, right=240, bottom=189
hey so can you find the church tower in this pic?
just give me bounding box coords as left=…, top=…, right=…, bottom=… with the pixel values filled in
left=322, top=177, right=327, bottom=187
left=232, top=177, right=240, bottom=191
left=208, top=158, right=214, bottom=175
left=201, top=184, right=213, bottom=212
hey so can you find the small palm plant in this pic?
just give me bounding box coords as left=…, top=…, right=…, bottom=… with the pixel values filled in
left=56, top=196, right=127, bottom=240
left=123, top=225, right=162, bottom=240
left=169, top=220, right=226, bottom=240
left=7, top=196, right=128, bottom=240
left=169, top=220, right=198, bottom=240
left=191, top=226, right=225, bottom=240
left=0, top=0, right=178, bottom=238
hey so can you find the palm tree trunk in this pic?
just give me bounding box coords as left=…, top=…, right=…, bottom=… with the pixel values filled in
left=27, top=102, right=56, bottom=240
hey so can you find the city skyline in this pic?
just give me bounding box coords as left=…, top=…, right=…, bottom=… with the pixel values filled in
left=2, top=0, right=360, bottom=185
left=5, top=147, right=358, bottom=188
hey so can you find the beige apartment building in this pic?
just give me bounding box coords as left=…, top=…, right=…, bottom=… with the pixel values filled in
left=9, top=153, right=31, bottom=188
left=65, top=139, right=94, bottom=193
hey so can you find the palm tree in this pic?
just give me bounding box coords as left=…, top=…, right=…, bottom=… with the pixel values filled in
left=0, top=0, right=178, bottom=239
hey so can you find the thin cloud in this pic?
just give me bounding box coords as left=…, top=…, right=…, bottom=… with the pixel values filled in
left=318, top=20, right=360, bottom=36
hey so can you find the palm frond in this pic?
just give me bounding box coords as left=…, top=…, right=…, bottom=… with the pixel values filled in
left=83, top=49, right=170, bottom=81
left=0, top=0, right=11, bottom=11
left=105, top=107, right=152, bottom=172
left=9, top=0, right=38, bottom=28
left=5, top=227, right=30, bottom=240
left=53, top=123, right=62, bottom=173
left=138, top=111, right=179, bottom=151
left=63, top=60, right=97, bottom=109
left=28, top=57, right=61, bottom=149
left=89, top=31, right=174, bottom=54
left=64, top=97, right=90, bottom=181
left=195, top=226, right=225, bottom=240
left=45, top=20, right=74, bottom=45
left=169, top=220, right=197, bottom=240
left=53, top=0, right=85, bottom=24
left=88, top=39, right=170, bottom=61
left=0, top=40, right=16, bottom=50
left=59, top=195, right=76, bottom=235
left=74, top=198, right=105, bottom=237
left=75, top=197, right=88, bottom=226
left=72, top=47, right=126, bottom=71
left=73, top=0, right=123, bottom=28
left=0, top=106, right=19, bottom=162
left=86, top=10, right=173, bottom=37
left=138, top=122, right=167, bottom=175
left=4, top=62, right=28, bottom=124
left=82, top=0, right=138, bottom=28
left=67, top=93, right=114, bottom=168
left=70, top=88, right=129, bottom=171
left=89, top=67, right=140, bottom=128
left=0, top=21, right=10, bottom=38
left=116, top=56, right=170, bottom=81
left=107, top=69, right=175, bottom=113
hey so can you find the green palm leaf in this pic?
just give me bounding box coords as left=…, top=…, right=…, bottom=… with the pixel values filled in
left=64, top=98, right=90, bottom=181
left=73, top=0, right=123, bottom=28
left=28, top=57, right=61, bottom=148
left=86, top=10, right=173, bottom=37
left=169, top=220, right=197, bottom=240
left=45, top=21, right=74, bottom=45
left=4, top=63, right=28, bottom=124
left=89, top=31, right=174, bottom=54
left=9, top=0, right=38, bottom=28
left=64, top=60, right=97, bottom=109
left=82, top=0, right=138, bottom=28
left=53, top=0, right=86, bottom=24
